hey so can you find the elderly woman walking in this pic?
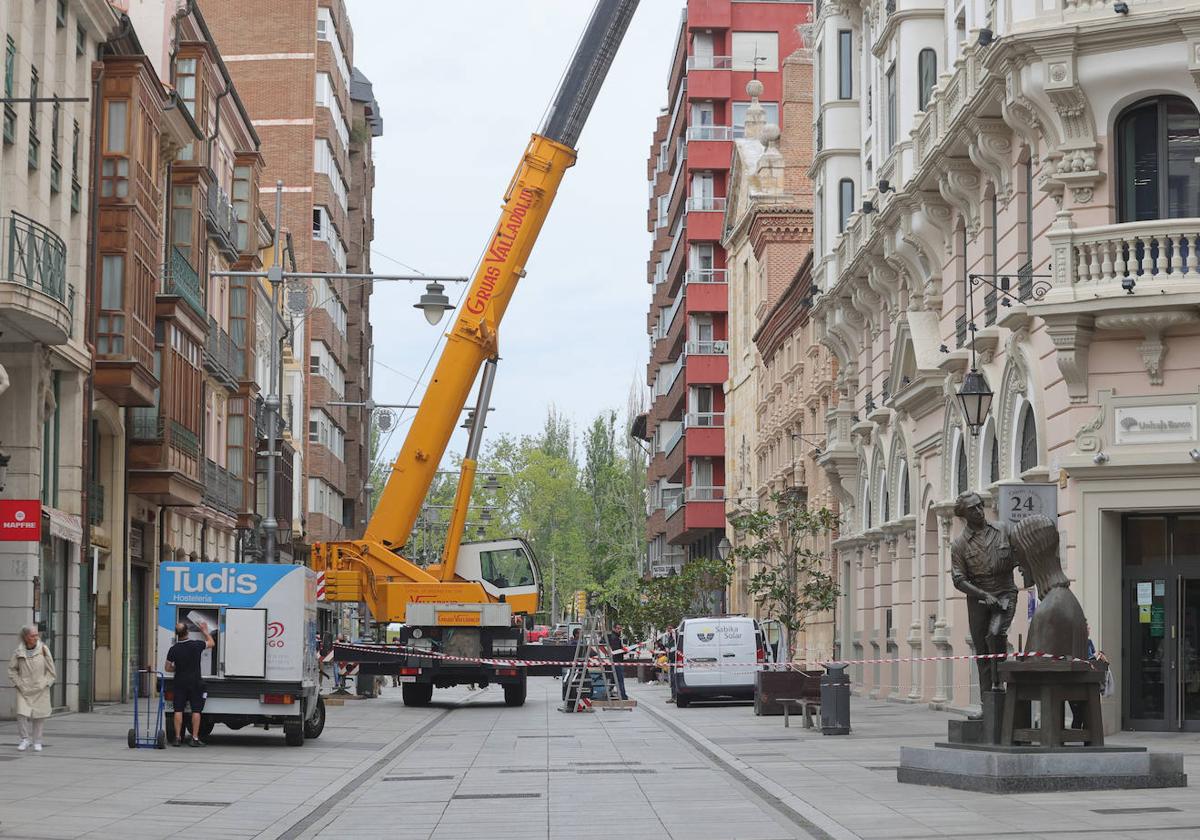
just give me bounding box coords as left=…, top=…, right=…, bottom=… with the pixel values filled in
left=7, top=625, right=55, bottom=752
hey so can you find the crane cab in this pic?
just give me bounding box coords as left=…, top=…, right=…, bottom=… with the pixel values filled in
left=451, top=538, right=540, bottom=617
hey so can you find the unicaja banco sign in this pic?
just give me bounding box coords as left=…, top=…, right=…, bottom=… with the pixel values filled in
left=1114, top=405, right=1197, bottom=445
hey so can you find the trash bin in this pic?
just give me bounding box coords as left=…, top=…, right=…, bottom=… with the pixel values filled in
left=820, top=663, right=851, bottom=735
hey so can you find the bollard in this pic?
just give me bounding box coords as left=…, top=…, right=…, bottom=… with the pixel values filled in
left=820, top=663, right=851, bottom=735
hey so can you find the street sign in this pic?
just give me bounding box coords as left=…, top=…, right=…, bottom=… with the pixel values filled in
left=997, top=482, right=1057, bottom=526
left=0, top=500, right=41, bottom=541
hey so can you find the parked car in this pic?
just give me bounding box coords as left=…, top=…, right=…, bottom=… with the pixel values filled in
left=548, top=622, right=582, bottom=642
left=526, top=625, right=550, bottom=643
left=671, top=616, right=767, bottom=707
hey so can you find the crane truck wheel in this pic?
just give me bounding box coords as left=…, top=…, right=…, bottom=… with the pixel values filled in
left=503, top=679, right=527, bottom=707
left=402, top=682, right=434, bottom=707
left=284, top=717, right=306, bottom=747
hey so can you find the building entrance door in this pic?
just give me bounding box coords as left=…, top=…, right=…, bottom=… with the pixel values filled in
left=1123, top=513, right=1200, bottom=731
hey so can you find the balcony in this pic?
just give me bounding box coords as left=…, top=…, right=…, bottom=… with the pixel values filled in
left=685, top=339, right=729, bottom=356
left=204, top=317, right=244, bottom=387
left=127, top=412, right=203, bottom=505
left=686, top=125, right=733, bottom=142
left=1034, top=217, right=1200, bottom=402
left=0, top=213, right=74, bottom=345
left=203, top=458, right=244, bottom=516
left=685, top=268, right=727, bottom=285
left=161, top=246, right=205, bottom=320
left=666, top=485, right=727, bottom=545
left=687, top=196, right=727, bottom=213
left=686, top=411, right=724, bottom=427
left=686, top=55, right=732, bottom=71
left=205, top=183, right=239, bottom=258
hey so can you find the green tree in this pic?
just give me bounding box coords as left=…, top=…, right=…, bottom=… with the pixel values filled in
left=621, top=556, right=734, bottom=639
left=728, top=493, right=840, bottom=660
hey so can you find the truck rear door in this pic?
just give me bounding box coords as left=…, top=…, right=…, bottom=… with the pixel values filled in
left=681, top=621, right=721, bottom=688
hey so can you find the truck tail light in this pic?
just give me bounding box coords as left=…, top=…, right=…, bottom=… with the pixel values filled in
left=261, top=693, right=294, bottom=705
left=757, top=645, right=765, bottom=664
left=675, top=649, right=683, bottom=666
left=496, top=668, right=519, bottom=676
left=399, top=667, right=420, bottom=676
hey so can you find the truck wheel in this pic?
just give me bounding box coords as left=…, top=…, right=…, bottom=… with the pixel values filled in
left=402, top=683, right=433, bottom=707
left=199, top=719, right=215, bottom=740
left=127, top=729, right=136, bottom=749
left=503, top=681, right=527, bottom=707
left=675, top=692, right=692, bottom=708
left=164, top=716, right=176, bottom=742
left=284, top=719, right=305, bottom=747
left=304, top=696, right=326, bottom=739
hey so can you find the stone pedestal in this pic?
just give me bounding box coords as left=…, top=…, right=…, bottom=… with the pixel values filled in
left=946, top=689, right=1006, bottom=745
left=898, top=743, right=1186, bottom=793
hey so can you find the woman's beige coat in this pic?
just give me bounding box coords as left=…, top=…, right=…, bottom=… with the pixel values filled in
left=7, top=642, right=56, bottom=718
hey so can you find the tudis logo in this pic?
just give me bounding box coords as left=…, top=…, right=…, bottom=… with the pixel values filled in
left=167, top=566, right=258, bottom=596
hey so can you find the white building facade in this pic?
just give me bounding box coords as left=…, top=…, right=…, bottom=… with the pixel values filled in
left=809, top=0, right=1200, bottom=730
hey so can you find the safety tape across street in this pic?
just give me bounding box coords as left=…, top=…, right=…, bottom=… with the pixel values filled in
left=331, top=641, right=1094, bottom=671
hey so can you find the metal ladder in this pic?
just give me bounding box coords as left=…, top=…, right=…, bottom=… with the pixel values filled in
left=561, top=613, right=622, bottom=712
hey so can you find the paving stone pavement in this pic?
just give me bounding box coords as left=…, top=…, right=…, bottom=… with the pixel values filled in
left=0, top=677, right=1197, bottom=839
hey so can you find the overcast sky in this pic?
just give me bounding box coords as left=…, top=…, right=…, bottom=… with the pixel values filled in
left=345, top=1, right=684, bottom=468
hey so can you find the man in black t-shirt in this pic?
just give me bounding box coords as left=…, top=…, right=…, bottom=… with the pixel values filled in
left=166, top=620, right=213, bottom=747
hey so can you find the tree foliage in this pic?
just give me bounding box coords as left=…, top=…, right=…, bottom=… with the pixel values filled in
left=399, top=405, right=648, bottom=624
left=618, top=556, right=734, bottom=640
left=729, top=493, right=840, bottom=659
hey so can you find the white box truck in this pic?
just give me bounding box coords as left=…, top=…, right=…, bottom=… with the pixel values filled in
left=156, top=562, right=325, bottom=746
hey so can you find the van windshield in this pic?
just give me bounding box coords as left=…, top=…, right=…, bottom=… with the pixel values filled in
left=479, top=547, right=535, bottom=588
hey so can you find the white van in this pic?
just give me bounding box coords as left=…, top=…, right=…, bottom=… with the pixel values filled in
left=671, top=616, right=767, bottom=707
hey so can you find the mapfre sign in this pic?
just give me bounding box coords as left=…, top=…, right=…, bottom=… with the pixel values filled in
left=0, top=501, right=42, bottom=542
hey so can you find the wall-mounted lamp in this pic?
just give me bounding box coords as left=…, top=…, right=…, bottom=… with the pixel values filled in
left=1093, top=451, right=1110, bottom=465
left=978, top=28, right=995, bottom=46
left=1189, top=449, right=1200, bottom=462
left=1113, top=1, right=1129, bottom=13
left=1121, top=276, right=1136, bottom=294
left=877, top=179, right=894, bottom=194
left=861, top=200, right=876, bottom=214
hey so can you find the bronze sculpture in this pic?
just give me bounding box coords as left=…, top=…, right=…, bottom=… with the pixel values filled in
left=950, top=491, right=1025, bottom=695
left=1010, top=514, right=1088, bottom=660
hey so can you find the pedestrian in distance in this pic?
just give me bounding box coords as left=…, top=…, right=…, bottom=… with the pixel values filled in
left=165, top=620, right=213, bottom=747
left=606, top=623, right=627, bottom=700
left=7, top=624, right=55, bottom=752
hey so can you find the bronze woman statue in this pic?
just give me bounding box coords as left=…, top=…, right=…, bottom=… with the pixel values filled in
left=1010, top=515, right=1088, bottom=660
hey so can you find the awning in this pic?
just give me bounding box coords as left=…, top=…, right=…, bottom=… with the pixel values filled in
left=43, top=506, right=83, bottom=545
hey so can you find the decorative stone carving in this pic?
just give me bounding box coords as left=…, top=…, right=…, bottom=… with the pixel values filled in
left=967, top=118, right=1014, bottom=204
left=938, top=160, right=982, bottom=237
left=1094, top=310, right=1200, bottom=387
left=1044, top=315, right=1095, bottom=404
left=1074, top=405, right=1105, bottom=454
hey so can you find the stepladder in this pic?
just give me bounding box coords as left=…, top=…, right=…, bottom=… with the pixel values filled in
left=560, top=614, right=635, bottom=712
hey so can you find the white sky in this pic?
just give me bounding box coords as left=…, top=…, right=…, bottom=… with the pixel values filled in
left=345, top=0, right=684, bottom=469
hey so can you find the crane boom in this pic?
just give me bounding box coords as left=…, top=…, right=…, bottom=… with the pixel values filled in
left=313, top=0, right=639, bottom=626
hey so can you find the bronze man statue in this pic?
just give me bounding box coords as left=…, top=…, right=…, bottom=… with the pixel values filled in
left=950, top=491, right=1027, bottom=696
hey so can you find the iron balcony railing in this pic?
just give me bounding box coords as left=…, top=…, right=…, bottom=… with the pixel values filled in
left=204, top=458, right=244, bottom=515
left=88, top=481, right=105, bottom=525
left=162, top=246, right=204, bottom=319
left=686, top=125, right=733, bottom=142
left=2, top=213, right=71, bottom=308
left=205, top=316, right=244, bottom=383
left=686, top=411, right=725, bottom=428
left=685, top=268, right=727, bottom=284
left=129, top=411, right=201, bottom=458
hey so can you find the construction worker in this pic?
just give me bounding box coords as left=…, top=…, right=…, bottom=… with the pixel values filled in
left=606, top=623, right=627, bottom=700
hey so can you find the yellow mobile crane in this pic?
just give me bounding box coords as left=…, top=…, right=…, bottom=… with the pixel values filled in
left=312, top=0, right=640, bottom=707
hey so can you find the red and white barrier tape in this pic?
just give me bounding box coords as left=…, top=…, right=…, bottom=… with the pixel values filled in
left=332, top=641, right=1094, bottom=671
